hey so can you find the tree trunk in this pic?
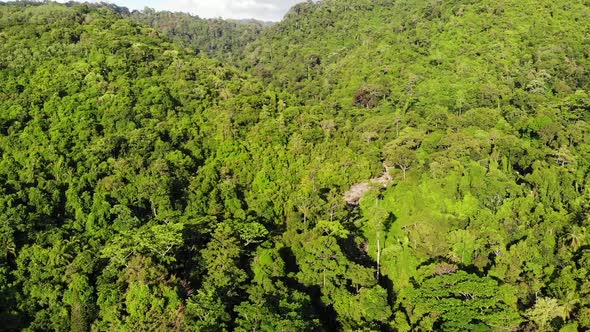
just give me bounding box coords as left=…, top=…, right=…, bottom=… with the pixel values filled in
left=376, top=238, right=381, bottom=280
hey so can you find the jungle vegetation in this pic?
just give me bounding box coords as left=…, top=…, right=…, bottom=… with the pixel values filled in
left=1, top=0, right=590, bottom=331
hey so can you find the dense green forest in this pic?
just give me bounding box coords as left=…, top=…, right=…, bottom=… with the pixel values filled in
left=130, top=9, right=267, bottom=62
left=1, top=0, right=590, bottom=330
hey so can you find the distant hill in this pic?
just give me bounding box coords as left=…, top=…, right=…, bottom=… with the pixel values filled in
left=248, top=0, right=590, bottom=112
left=130, top=9, right=267, bottom=61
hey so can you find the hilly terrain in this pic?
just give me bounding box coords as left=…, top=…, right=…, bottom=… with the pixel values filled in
left=1, top=0, right=590, bottom=331
left=130, top=9, right=267, bottom=62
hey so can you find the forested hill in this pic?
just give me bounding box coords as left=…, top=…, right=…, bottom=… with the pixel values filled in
left=248, top=0, right=590, bottom=106
left=2, top=0, right=590, bottom=331
left=130, top=9, right=267, bottom=62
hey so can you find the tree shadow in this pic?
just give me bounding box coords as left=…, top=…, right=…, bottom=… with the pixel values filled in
left=278, top=246, right=340, bottom=331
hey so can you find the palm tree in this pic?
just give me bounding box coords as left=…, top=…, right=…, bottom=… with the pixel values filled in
left=560, top=293, right=580, bottom=320
left=567, top=226, right=586, bottom=250
left=526, top=297, right=568, bottom=331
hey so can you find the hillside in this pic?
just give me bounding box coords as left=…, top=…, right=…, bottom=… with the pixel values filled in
left=130, top=9, right=267, bottom=62
left=1, top=0, right=590, bottom=331
left=0, top=2, right=383, bottom=331
left=250, top=0, right=590, bottom=107
left=246, top=0, right=590, bottom=330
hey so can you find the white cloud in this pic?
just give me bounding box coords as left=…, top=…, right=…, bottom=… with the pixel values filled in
left=163, top=0, right=304, bottom=21
left=56, top=0, right=307, bottom=21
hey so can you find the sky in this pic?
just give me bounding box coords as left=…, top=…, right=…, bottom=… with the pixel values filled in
left=57, top=0, right=307, bottom=21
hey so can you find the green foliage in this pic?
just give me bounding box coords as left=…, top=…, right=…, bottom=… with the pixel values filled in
left=526, top=298, right=569, bottom=331
left=131, top=9, right=266, bottom=63
left=407, top=271, right=522, bottom=330
left=2, top=0, right=590, bottom=330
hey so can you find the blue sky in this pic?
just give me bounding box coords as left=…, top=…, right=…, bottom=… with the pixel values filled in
left=57, top=0, right=306, bottom=21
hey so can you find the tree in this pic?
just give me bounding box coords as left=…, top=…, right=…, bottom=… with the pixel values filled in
left=407, top=271, right=522, bottom=330
left=383, top=144, right=417, bottom=180
left=526, top=298, right=568, bottom=331
left=353, top=84, right=387, bottom=109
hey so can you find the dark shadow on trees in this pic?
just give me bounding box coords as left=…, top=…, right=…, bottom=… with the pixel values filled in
left=279, top=246, right=340, bottom=331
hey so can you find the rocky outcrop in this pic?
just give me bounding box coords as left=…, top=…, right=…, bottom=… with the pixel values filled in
left=344, top=166, right=394, bottom=205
